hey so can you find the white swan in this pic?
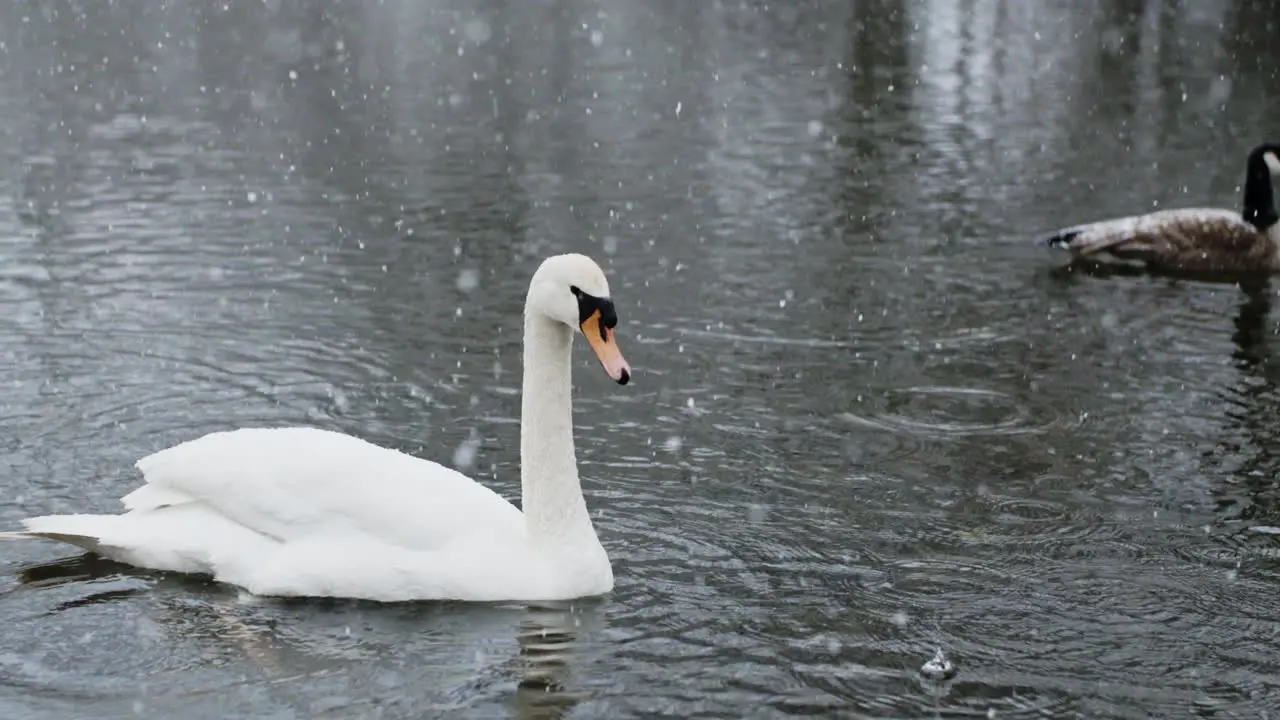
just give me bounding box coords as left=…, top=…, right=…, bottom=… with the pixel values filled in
left=3, top=253, right=632, bottom=602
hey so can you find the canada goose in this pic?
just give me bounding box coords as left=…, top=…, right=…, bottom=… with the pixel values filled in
left=1044, top=143, right=1280, bottom=274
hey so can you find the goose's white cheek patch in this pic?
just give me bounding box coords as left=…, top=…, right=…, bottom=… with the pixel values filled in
left=1265, top=151, right=1280, bottom=174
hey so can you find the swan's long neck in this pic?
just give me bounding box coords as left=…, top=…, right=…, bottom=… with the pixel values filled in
left=520, top=312, right=596, bottom=542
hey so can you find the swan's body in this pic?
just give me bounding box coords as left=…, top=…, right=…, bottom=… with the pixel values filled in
left=5, top=254, right=633, bottom=602
left=1044, top=144, right=1280, bottom=274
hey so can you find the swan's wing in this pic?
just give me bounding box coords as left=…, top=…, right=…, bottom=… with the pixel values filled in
left=122, top=483, right=197, bottom=512
left=126, top=427, right=524, bottom=552
left=1044, top=209, right=1264, bottom=267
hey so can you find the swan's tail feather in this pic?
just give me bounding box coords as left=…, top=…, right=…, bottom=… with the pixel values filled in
left=5, top=509, right=268, bottom=576
left=0, top=530, right=104, bottom=554
left=0, top=514, right=122, bottom=554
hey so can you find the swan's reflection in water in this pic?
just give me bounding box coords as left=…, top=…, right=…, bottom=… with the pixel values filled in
left=9, top=555, right=596, bottom=718
left=508, top=603, right=589, bottom=720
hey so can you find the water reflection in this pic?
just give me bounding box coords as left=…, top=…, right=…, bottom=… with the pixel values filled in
left=508, top=605, right=588, bottom=720
left=1210, top=288, right=1280, bottom=533
left=9, top=553, right=594, bottom=718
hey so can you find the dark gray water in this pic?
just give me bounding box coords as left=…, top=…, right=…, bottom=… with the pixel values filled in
left=2, top=1, right=1280, bottom=717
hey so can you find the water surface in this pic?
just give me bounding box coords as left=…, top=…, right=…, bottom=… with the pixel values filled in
left=2, top=1, right=1280, bottom=717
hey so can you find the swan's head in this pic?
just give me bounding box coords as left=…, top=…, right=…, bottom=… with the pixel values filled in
left=527, top=253, right=631, bottom=385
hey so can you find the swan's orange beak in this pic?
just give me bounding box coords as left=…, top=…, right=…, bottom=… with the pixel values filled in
left=581, top=310, right=631, bottom=385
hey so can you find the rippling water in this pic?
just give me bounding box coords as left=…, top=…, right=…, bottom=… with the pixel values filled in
left=2, top=0, right=1280, bottom=717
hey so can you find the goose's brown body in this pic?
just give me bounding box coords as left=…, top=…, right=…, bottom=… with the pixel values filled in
left=1045, top=143, right=1280, bottom=275
left=1047, top=209, right=1280, bottom=274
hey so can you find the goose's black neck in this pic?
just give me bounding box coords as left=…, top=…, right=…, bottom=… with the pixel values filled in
left=1241, top=144, right=1280, bottom=231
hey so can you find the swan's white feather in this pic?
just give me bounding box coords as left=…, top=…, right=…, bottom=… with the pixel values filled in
left=120, top=483, right=196, bottom=512
left=12, top=428, right=603, bottom=602
left=130, top=427, right=524, bottom=552
left=22, top=505, right=271, bottom=575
